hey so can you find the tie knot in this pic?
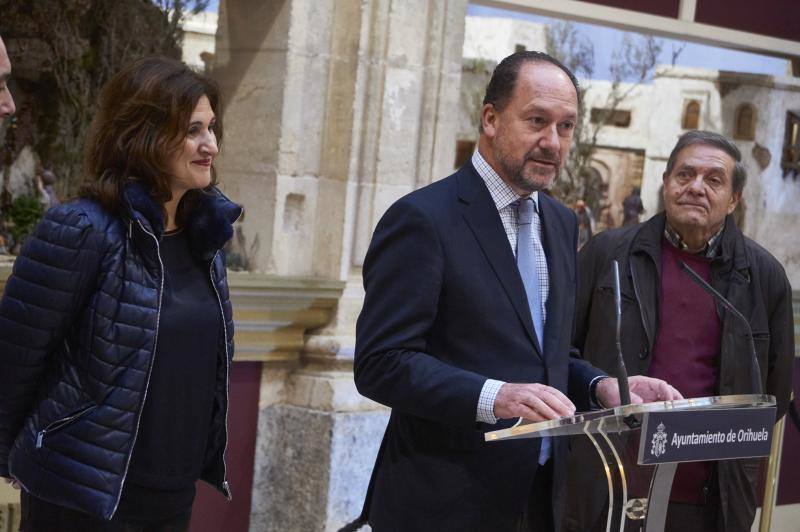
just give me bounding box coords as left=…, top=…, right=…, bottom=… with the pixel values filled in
left=517, top=197, right=535, bottom=225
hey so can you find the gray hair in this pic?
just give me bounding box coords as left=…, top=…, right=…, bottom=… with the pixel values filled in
left=664, top=130, right=747, bottom=194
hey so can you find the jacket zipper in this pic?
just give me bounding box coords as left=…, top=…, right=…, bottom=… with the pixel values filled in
left=111, top=219, right=165, bottom=517
left=209, top=250, right=232, bottom=500
left=35, top=404, right=98, bottom=449
left=629, top=260, right=653, bottom=350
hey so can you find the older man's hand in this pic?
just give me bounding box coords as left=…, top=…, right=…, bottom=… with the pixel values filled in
left=494, top=383, right=576, bottom=421
left=596, top=376, right=683, bottom=408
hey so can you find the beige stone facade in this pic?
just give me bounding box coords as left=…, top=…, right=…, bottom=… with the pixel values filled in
left=182, top=11, right=218, bottom=71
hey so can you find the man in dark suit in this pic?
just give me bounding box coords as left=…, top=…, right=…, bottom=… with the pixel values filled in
left=354, top=51, right=681, bottom=532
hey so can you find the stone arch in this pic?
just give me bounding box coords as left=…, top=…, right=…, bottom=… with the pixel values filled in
left=733, top=103, right=756, bottom=140
left=579, top=165, right=604, bottom=208
left=682, top=99, right=701, bottom=129
left=586, top=158, right=611, bottom=185
left=582, top=160, right=613, bottom=228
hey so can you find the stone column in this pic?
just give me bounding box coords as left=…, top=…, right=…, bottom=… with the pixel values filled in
left=214, top=0, right=468, bottom=530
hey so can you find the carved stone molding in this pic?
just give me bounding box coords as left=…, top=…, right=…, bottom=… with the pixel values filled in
left=227, top=272, right=344, bottom=363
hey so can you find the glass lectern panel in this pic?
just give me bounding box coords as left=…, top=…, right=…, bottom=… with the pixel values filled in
left=485, top=395, right=775, bottom=532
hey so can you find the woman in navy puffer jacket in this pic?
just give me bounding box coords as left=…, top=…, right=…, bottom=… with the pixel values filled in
left=0, top=57, right=242, bottom=530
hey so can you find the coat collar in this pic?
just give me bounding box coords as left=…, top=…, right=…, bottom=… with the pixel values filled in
left=630, top=211, right=666, bottom=262
left=717, top=215, right=750, bottom=274
left=123, top=181, right=243, bottom=260
left=631, top=212, right=749, bottom=274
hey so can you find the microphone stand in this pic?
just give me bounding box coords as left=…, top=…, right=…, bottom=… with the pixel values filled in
left=612, top=260, right=639, bottom=429
left=679, top=261, right=763, bottom=394
left=613, top=260, right=632, bottom=406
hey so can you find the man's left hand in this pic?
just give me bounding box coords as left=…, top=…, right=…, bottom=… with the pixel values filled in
left=596, top=376, right=683, bottom=408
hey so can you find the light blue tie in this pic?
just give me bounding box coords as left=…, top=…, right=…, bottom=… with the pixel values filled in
left=517, top=198, right=545, bottom=349
left=516, top=197, right=550, bottom=464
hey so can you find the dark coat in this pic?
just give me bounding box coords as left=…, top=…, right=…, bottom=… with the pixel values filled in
left=565, top=212, right=794, bottom=532
left=0, top=183, right=242, bottom=520
left=354, top=162, right=604, bottom=531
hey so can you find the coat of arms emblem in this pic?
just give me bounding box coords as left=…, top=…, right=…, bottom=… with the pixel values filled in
left=651, top=422, right=668, bottom=458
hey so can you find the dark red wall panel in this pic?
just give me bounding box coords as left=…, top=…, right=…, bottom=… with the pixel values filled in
left=695, top=0, right=800, bottom=43
left=582, top=0, right=800, bottom=43
left=190, top=362, right=262, bottom=532
left=581, top=0, right=680, bottom=18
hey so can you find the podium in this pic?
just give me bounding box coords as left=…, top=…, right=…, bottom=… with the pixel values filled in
left=485, top=394, right=777, bottom=532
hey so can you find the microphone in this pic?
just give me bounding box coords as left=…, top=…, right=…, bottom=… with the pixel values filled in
left=612, top=260, right=632, bottom=406
left=679, top=261, right=763, bottom=394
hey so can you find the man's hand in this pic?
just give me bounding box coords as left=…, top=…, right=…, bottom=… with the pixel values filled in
left=494, top=383, right=576, bottom=421
left=2, top=477, right=20, bottom=490
left=596, top=376, right=683, bottom=408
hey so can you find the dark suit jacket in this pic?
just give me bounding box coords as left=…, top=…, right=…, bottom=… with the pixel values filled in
left=354, top=162, right=604, bottom=531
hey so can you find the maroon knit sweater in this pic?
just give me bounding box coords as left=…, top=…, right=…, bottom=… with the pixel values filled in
left=647, top=239, right=721, bottom=504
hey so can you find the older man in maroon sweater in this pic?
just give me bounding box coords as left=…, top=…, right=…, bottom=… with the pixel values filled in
left=565, top=130, right=795, bottom=532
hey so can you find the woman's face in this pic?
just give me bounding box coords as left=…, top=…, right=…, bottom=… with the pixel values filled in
left=169, top=95, right=218, bottom=194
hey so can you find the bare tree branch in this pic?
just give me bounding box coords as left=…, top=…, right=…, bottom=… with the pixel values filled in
left=547, top=25, right=663, bottom=218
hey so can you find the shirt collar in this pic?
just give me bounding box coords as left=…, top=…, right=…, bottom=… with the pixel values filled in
left=663, top=221, right=724, bottom=258
left=471, top=150, right=538, bottom=212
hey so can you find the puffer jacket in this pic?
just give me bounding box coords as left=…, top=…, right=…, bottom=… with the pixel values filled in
left=0, top=182, right=242, bottom=520
left=564, top=212, right=794, bottom=532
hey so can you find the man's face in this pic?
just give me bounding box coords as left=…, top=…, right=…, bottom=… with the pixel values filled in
left=662, top=143, right=739, bottom=240
left=482, top=62, right=578, bottom=194
left=0, top=37, right=15, bottom=125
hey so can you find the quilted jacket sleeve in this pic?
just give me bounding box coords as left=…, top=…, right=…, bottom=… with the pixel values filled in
left=0, top=204, right=105, bottom=476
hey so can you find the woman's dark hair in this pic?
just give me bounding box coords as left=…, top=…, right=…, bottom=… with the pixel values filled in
left=82, top=56, right=222, bottom=224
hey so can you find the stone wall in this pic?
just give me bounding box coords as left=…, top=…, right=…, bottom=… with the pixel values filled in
left=182, top=11, right=217, bottom=70
left=718, top=74, right=800, bottom=288
left=462, top=16, right=547, bottom=63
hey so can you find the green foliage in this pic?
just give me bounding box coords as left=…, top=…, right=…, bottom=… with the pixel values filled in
left=7, top=196, right=43, bottom=244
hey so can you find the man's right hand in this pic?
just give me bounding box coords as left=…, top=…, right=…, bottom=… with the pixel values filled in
left=493, top=383, right=576, bottom=421
left=2, top=477, right=19, bottom=490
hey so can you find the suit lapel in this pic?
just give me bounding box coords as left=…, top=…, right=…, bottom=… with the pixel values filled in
left=456, top=166, right=543, bottom=357
left=538, top=194, right=568, bottom=366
